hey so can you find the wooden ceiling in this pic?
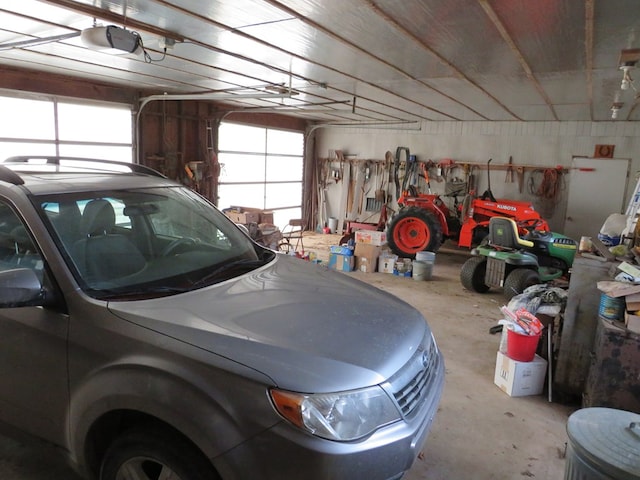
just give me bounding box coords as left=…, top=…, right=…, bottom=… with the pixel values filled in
left=1, top=0, right=640, bottom=123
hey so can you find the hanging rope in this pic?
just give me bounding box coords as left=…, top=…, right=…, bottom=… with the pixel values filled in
left=528, top=168, right=564, bottom=217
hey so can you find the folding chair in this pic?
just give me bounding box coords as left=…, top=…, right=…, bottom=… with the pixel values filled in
left=278, top=219, right=305, bottom=254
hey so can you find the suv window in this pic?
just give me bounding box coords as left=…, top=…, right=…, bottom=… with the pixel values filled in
left=37, top=186, right=271, bottom=299
left=0, top=202, right=43, bottom=276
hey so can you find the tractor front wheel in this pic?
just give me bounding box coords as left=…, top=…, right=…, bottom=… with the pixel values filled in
left=387, top=207, right=443, bottom=258
left=460, top=256, right=490, bottom=293
left=503, top=268, right=540, bottom=300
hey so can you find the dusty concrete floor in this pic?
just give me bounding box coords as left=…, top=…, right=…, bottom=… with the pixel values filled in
left=306, top=233, right=575, bottom=480
left=0, top=233, right=575, bottom=479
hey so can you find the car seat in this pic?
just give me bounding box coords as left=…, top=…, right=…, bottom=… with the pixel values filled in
left=72, top=199, right=146, bottom=283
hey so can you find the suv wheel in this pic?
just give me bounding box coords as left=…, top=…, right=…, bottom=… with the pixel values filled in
left=100, top=427, right=219, bottom=480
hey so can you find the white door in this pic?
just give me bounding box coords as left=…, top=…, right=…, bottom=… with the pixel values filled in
left=564, top=157, right=629, bottom=241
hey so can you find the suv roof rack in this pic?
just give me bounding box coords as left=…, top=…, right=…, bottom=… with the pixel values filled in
left=2, top=156, right=166, bottom=178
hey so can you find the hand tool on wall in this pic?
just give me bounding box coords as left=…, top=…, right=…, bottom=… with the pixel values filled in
left=505, top=156, right=514, bottom=183
left=394, top=147, right=409, bottom=200
left=516, top=166, right=524, bottom=193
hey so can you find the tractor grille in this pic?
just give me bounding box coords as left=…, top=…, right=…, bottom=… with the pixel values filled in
left=385, top=333, right=440, bottom=418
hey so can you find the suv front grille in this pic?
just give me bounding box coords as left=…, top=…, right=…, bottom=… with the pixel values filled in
left=386, top=333, right=440, bottom=418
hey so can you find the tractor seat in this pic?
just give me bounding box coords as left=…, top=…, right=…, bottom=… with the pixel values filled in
left=487, top=217, right=534, bottom=250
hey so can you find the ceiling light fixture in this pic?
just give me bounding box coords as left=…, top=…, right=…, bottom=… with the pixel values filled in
left=620, top=64, right=634, bottom=90
left=80, top=25, right=142, bottom=55
left=611, top=102, right=623, bottom=119
left=618, top=49, right=640, bottom=91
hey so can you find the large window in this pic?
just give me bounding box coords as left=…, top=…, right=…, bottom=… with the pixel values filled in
left=0, top=93, right=133, bottom=161
left=217, top=123, right=303, bottom=230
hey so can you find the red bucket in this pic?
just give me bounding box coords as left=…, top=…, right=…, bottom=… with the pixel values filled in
left=506, top=329, right=540, bottom=362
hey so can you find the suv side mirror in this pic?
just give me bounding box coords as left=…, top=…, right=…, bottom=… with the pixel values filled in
left=0, top=268, right=44, bottom=306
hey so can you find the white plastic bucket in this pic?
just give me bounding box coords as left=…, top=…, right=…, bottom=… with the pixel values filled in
left=328, top=217, right=338, bottom=233
left=412, top=260, right=433, bottom=281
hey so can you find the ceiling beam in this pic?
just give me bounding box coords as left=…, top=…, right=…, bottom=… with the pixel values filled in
left=585, top=0, right=594, bottom=121
left=364, top=0, right=521, bottom=121
left=263, top=0, right=466, bottom=120
left=150, top=0, right=439, bottom=121
left=478, top=0, right=559, bottom=121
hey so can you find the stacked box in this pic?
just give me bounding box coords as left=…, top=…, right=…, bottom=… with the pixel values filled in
left=330, top=245, right=354, bottom=256
left=494, top=351, right=547, bottom=397
left=226, top=211, right=260, bottom=224
left=354, top=243, right=382, bottom=273
left=226, top=206, right=274, bottom=224
left=354, top=230, right=387, bottom=246
left=378, top=254, right=398, bottom=274
left=328, top=254, right=354, bottom=272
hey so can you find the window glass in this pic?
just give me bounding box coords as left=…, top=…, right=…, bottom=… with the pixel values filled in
left=218, top=123, right=265, bottom=152
left=0, top=97, right=55, bottom=140
left=272, top=207, right=302, bottom=231
left=0, top=202, right=43, bottom=276
left=0, top=94, right=133, bottom=161
left=38, top=186, right=263, bottom=297
left=219, top=152, right=265, bottom=182
left=218, top=184, right=265, bottom=210
left=58, top=144, right=133, bottom=162
left=0, top=142, right=56, bottom=160
left=57, top=103, right=132, bottom=143
left=266, top=155, right=302, bottom=182
left=218, top=122, right=303, bottom=230
left=265, top=182, right=303, bottom=209
left=267, top=129, right=303, bottom=155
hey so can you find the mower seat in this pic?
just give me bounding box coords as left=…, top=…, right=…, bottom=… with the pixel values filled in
left=487, top=217, right=534, bottom=249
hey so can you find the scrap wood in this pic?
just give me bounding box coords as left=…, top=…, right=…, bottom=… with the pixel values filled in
left=591, top=236, right=616, bottom=260
left=597, top=279, right=640, bottom=297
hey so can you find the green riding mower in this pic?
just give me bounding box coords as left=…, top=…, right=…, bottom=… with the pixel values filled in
left=460, top=217, right=577, bottom=300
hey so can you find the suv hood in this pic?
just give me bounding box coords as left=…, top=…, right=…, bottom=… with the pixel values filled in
left=108, top=255, right=428, bottom=392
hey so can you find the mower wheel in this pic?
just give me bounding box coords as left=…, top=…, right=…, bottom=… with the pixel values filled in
left=460, top=256, right=490, bottom=293
left=503, top=268, right=540, bottom=300
left=387, top=207, right=443, bottom=258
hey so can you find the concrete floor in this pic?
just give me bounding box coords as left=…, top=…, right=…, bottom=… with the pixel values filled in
left=0, top=234, right=576, bottom=479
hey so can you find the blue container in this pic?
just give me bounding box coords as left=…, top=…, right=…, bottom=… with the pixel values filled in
left=598, top=294, right=624, bottom=321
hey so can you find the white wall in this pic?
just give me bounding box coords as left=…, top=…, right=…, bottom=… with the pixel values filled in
left=314, top=120, right=640, bottom=237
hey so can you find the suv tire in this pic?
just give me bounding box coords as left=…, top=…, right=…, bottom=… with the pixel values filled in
left=100, top=427, right=219, bottom=480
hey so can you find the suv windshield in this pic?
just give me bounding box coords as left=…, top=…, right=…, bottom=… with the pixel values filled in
left=35, top=186, right=273, bottom=299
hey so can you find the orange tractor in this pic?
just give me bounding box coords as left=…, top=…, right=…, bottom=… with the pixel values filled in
left=386, top=159, right=549, bottom=258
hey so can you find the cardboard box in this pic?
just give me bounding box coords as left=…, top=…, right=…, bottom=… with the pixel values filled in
left=354, top=243, right=383, bottom=273
left=354, top=230, right=387, bottom=246
left=625, top=292, right=640, bottom=311
left=625, top=309, right=640, bottom=334
left=259, top=212, right=274, bottom=224
left=494, top=351, right=547, bottom=397
left=328, top=253, right=354, bottom=272
left=330, top=245, right=354, bottom=256
left=227, top=206, right=273, bottom=224
left=378, top=254, right=398, bottom=274
left=226, top=211, right=260, bottom=224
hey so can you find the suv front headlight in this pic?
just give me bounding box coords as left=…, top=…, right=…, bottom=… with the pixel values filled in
left=270, top=386, right=401, bottom=441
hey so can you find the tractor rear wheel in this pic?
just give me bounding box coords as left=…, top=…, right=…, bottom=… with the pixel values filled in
left=460, top=256, right=490, bottom=293
left=503, top=268, right=540, bottom=300
left=387, top=207, right=443, bottom=258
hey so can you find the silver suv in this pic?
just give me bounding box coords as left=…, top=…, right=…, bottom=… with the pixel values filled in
left=0, top=156, right=444, bottom=480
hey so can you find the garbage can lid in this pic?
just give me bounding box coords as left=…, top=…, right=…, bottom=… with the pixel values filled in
left=567, top=407, right=640, bottom=479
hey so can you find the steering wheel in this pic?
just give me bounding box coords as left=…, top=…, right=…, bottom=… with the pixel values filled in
left=162, top=237, right=196, bottom=256
left=519, top=219, right=545, bottom=237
